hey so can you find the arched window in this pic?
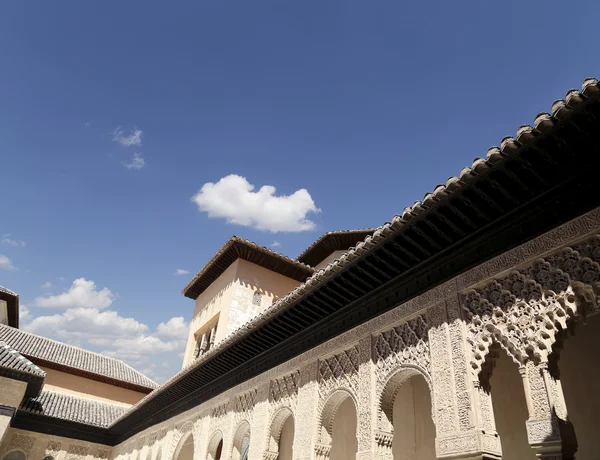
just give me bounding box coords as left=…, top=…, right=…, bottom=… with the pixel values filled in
left=252, top=291, right=262, bottom=306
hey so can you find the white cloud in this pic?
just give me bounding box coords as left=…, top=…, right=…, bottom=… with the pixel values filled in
left=270, top=241, right=281, bottom=248
left=32, top=278, right=114, bottom=309
left=191, top=174, right=320, bottom=233
left=156, top=317, right=188, bottom=339
left=24, top=308, right=149, bottom=341
left=122, top=152, right=145, bottom=170
left=113, top=127, right=143, bottom=147
left=174, top=268, right=190, bottom=276
left=2, top=234, right=26, bottom=248
left=40, top=281, right=52, bottom=289
left=84, top=121, right=91, bottom=128
left=0, top=255, right=16, bottom=271
left=19, top=305, right=31, bottom=323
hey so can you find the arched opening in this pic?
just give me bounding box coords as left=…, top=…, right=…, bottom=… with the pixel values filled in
left=267, top=407, right=295, bottom=459
left=321, top=391, right=357, bottom=460
left=3, top=451, right=26, bottom=460
left=231, top=421, right=251, bottom=460
left=387, top=373, right=436, bottom=460
left=483, top=343, right=536, bottom=459
left=279, top=416, right=294, bottom=460
left=551, top=312, right=600, bottom=459
left=174, top=432, right=194, bottom=460
left=207, top=432, right=223, bottom=460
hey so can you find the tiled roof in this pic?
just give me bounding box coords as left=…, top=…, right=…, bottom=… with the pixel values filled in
left=0, top=325, right=158, bottom=392
left=0, top=341, right=45, bottom=377
left=20, top=390, right=128, bottom=428
left=112, top=77, right=600, bottom=434
left=297, top=228, right=378, bottom=267
left=183, top=236, right=314, bottom=299
left=0, top=286, right=17, bottom=297
left=0, top=341, right=45, bottom=398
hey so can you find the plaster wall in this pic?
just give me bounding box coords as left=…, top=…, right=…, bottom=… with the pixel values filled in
left=278, top=417, right=294, bottom=460
left=489, top=351, right=536, bottom=460
left=183, top=258, right=302, bottom=368
left=314, top=251, right=348, bottom=271
left=558, top=312, right=600, bottom=460
left=0, top=378, right=26, bottom=407
left=0, top=301, right=7, bottom=326
left=391, top=376, right=436, bottom=460
left=183, top=262, right=238, bottom=367
left=39, top=367, right=145, bottom=406
left=0, top=428, right=110, bottom=460
left=329, top=397, right=357, bottom=460
left=57, top=210, right=600, bottom=460
left=225, top=259, right=301, bottom=337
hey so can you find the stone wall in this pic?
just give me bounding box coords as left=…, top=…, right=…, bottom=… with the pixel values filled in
left=9, top=208, right=600, bottom=460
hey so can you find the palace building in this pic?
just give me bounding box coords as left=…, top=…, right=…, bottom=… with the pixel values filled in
left=1, top=78, right=600, bottom=460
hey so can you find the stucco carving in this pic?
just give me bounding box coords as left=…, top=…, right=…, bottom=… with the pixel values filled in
left=3, top=434, right=36, bottom=456
left=318, top=345, right=360, bottom=400
left=463, top=234, right=600, bottom=377
left=82, top=210, right=600, bottom=460
left=269, top=371, right=299, bottom=409
left=67, top=445, right=89, bottom=460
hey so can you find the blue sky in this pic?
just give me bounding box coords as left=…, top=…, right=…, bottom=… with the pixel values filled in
left=1, top=1, right=599, bottom=382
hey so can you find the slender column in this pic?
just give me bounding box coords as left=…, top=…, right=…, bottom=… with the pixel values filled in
left=431, top=297, right=501, bottom=460
left=522, top=362, right=577, bottom=460
left=357, top=335, right=379, bottom=460
left=374, top=431, right=394, bottom=460
left=248, top=383, right=270, bottom=460
left=209, top=325, right=217, bottom=349
left=295, top=361, right=320, bottom=460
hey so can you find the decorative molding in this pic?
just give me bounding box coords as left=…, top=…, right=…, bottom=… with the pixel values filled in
left=462, top=233, right=600, bottom=377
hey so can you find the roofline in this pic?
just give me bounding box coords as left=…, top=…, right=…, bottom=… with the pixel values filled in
left=0, top=289, right=19, bottom=328
left=107, top=77, right=600, bottom=439
left=182, top=236, right=314, bottom=299
left=26, top=355, right=156, bottom=394
left=13, top=77, right=600, bottom=445
left=296, top=228, right=378, bottom=266
left=0, top=325, right=158, bottom=392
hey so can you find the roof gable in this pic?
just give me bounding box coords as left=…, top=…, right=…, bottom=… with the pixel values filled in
left=0, top=324, right=158, bottom=392
left=297, top=229, right=377, bottom=267
left=183, top=236, right=314, bottom=299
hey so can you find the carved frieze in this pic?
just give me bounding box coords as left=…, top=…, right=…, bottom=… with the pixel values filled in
left=372, top=314, right=431, bottom=384
left=462, top=234, right=600, bottom=376
left=318, top=345, right=360, bottom=400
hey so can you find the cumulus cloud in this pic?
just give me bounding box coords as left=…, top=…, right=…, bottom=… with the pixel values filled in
left=0, top=255, right=16, bottom=271
left=191, top=174, right=320, bottom=233
left=32, top=278, right=114, bottom=309
left=19, top=305, right=31, bottom=323
left=24, top=308, right=148, bottom=341
left=40, top=281, right=52, bottom=289
left=174, top=268, right=190, bottom=276
left=156, top=317, right=188, bottom=339
left=113, top=127, right=143, bottom=147
left=123, top=152, right=145, bottom=170
left=2, top=234, right=26, bottom=247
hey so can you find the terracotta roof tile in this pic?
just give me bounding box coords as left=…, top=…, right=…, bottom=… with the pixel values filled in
left=183, top=236, right=314, bottom=299
left=0, top=324, right=158, bottom=391
left=20, top=390, right=128, bottom=428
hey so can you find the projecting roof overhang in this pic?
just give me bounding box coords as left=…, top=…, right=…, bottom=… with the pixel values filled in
left=15, top=78, right=600, bottom=445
